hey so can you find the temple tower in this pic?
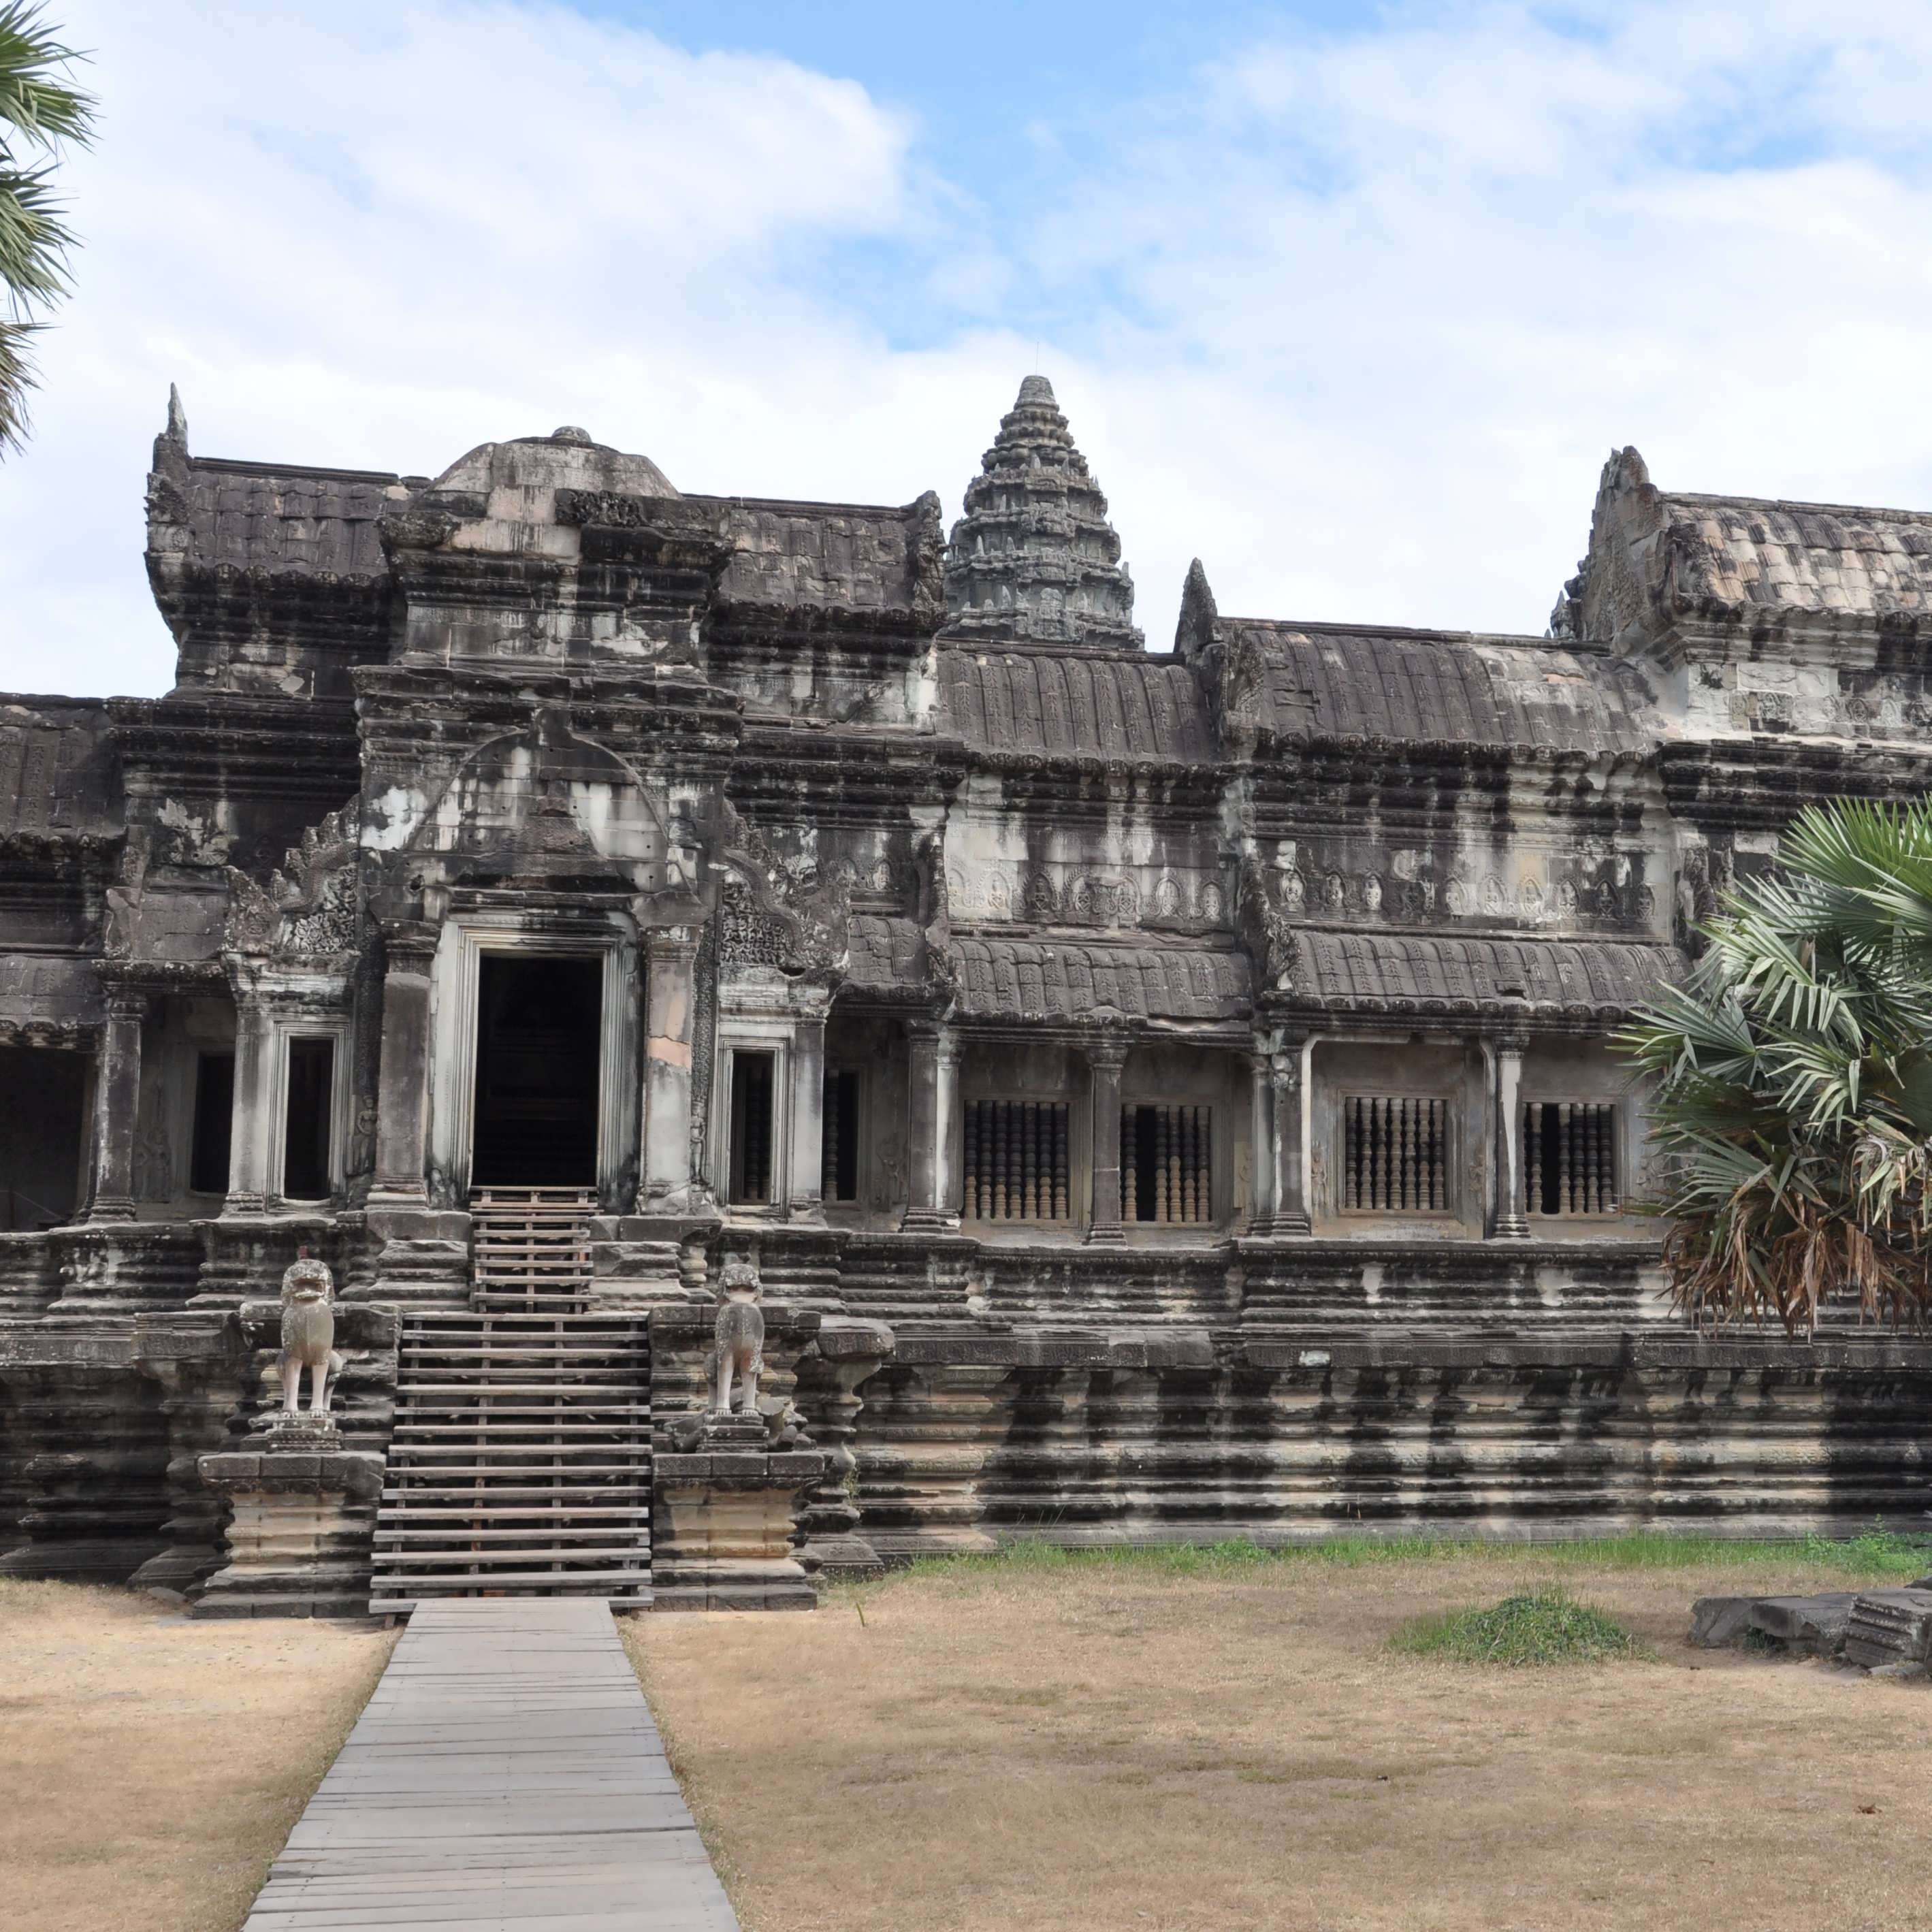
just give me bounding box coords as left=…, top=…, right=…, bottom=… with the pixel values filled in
left=941, top=374, right=1143, bottom=651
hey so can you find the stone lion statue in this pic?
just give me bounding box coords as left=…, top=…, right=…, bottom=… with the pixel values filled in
left=712, top=1253, right=764, bottom=1417
left=280, top=1253, right=343, bottom=1417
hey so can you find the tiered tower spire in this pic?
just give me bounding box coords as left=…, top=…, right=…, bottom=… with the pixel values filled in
left=941, top=375, right=1143, bottom=651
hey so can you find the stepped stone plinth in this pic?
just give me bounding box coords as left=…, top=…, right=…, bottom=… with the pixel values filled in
left=193, top=1443, right=385, bottom=1618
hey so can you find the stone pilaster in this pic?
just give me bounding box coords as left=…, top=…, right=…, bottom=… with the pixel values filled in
left=85, top=986, right=146, bottom=1223
left=1083, top=1033, right=1129, bottom=1245
left=367, top=925, right=437, bottom=1208
left=639, top=927, right=703, bottom=1212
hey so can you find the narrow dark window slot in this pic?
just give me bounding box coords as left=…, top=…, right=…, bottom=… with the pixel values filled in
left=822, top=1067, right=861, bottom=1202
left=189, top=1051, right=235, bottom=1195
left=730, top=1051, right=775, bottom=1203
left=282, top=1038, right=334, bottom=1201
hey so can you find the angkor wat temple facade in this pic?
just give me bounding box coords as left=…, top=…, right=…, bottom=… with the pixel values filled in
left=2, top=376, right=1929, bottom=1608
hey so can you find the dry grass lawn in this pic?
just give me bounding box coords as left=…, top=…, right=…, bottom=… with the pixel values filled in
left=0, top=1581, right=394, bottom=1932
left=629, top=1541, right=1932, bottom=1932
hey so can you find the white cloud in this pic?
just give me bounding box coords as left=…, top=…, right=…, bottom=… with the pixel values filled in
left=5, top=1, right=1932, bottom=698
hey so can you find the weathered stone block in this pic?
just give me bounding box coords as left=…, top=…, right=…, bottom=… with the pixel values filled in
left=1844, top=1590, right=1932, bottom=1671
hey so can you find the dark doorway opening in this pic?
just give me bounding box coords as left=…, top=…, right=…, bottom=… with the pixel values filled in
left=190, top=1051, right=235, bottom=1195
left=472, top=955, right=602, bottom=1187
left=728, top=1050, right=775, bottom=1204
left=283, top=1038, right=336, bottom=1201
left=0, top=1046, right=87, bottom=1228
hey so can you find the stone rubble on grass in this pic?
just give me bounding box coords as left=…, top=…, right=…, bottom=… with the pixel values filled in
left=1690, top=1580, right=1932, bottom=1673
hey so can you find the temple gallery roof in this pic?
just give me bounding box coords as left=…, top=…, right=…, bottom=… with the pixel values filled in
left=1214, top=619, right=1654, bottom=756
left=949, top=935, right=1251, bottom=1025
left=1287, top=930, right=1682, bottom=1020
left=939, top=648, right=1215, bottom=766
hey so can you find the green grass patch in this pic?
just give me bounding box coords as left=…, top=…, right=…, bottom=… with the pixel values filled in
left=898, top=1526, right=1931, bottom=1585
left=1391, top=1592, right=1640, bottom=1667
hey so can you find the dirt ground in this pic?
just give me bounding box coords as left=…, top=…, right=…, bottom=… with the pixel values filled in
left=629, top=1548, right=1932, bottom=1932
left=0, top=1581, right=394, bottom=1932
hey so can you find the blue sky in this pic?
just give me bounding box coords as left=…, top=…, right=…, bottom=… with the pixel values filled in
left=5, top=2, right=1932, bottom=695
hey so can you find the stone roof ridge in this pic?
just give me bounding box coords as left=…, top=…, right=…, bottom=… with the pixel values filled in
left=685, top=489, right=935, bottom=519
left=939, top=375, right=1145, bottom=654
left=1223, top=614, right=1561, bottom=652
left=183, top=453, right=406, bottom=486
left=1659, top=486, right=1932, bottom=526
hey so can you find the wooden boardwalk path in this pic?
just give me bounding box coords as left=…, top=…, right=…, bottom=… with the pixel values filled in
left=242, top=1599, right=737, bottom=1931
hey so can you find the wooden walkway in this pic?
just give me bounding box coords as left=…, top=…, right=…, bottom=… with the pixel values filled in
left=242, top=1600, right=737, bottom=1931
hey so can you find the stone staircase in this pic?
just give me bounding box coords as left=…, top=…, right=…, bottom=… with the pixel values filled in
left=470, top=1185, right=598, bottom=1309
left=368, top=1188, right=653, bottom=1613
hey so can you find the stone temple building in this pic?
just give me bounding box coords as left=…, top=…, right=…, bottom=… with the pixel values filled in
left=1, top=376, right=1929, bottom=1612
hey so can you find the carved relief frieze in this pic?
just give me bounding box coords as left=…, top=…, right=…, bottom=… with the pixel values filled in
left=945, top=859, right=1229, bottom=931
left=1266, top=836, right=1653, bottom=931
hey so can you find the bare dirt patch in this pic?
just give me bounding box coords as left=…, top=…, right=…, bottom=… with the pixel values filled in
left=628, top=1545, right=1932, bottom=1932
left=0, top=1581, right=393, bottom=1932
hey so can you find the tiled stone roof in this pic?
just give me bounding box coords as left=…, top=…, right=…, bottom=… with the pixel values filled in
left=1287, top=930, right=1681, bottom=1019
left=950, top=935, right=1250, bottom=1023
left=846, top=915, right=929, bottom=990
left=939, top=649, right=1216, bottom=765
left=1223, top=622, right=1651, bottom=755
left=1556, top=447, right=1932, bottom=646
left=1653, top=492, right=1932, bottom=616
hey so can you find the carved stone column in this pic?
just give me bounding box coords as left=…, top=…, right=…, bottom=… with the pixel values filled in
left=786, top=999, right=829, bottom=1223
left=639, top=927, right=701, bottom=1212
left=86, top=985, right=146, bottom=1223
left=367, top=925, right=438, bottom=1208
left=900, top=1020, right=961, bottom=1231
left=1492, top=1033, right=1530, bottom=1238
left=223, top=978, right=271, bottom=1215
left=1084, top=1032, right=1129, bottom=1245
left=1253, top=1035, right=1311, bottom=1236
